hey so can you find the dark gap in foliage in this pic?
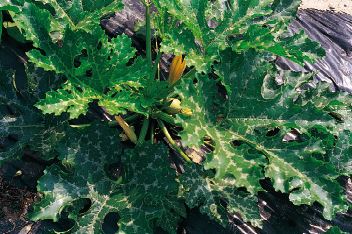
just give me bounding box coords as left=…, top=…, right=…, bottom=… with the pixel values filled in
left=310, top=152, right=327, bottom=162
left=85, top=69, right=93, bottom=77
left=32, top=1, right=56, bottom=16
left=232, top=140, right=244, bottom=147
left=329, top=112, right=344, bottom=123
left=7, top=134, right=18, bottom=143
left=97, top=41, right=103, bottom=50
left=67, top=101, right=105, bottom=125
left=2, top=11, right=13, bottom=22
left=6, top=104, right=20, bottom=116
left=126, top=56, right=136, bottom=67
left=102, top=212, right=120, bottom=234
left=105, top=162, right=123, bottom=181
left=177, top=207, right=232, bottom=234
left=154, top=226, right=168, bottom=234
left=1, top=22, right=34, bottom=54
left=78, top=198, right=92, bottom=214
left=333, top=134, right=338, bottom=147
left=49, top=216, right=76, bottom=233
left=76, top=86, right=84, bottom=93
left=74, top=57, right=81, bottom=68
left=266, top=127, right=280, bottom=137
left=35, top=48, right=47, bottom=56
left=236, top=187, right=249, bottom=193
left=22, top=149, right=57, bottom=166
left=81, top=49, right=88, bottom=57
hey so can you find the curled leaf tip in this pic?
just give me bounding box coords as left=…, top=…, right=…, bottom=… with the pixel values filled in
left=168, top=55, right=186, bottom=85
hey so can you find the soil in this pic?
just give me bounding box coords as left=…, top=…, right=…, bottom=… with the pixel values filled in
left=0, top=177, right=38, bottom=233
left=301, top=0, right=352, bottom=14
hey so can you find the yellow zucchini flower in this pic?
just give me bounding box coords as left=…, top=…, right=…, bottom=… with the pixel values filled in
left=168, top=55, right=186, bottom=85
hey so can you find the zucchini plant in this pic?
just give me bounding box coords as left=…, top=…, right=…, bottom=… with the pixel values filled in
left=0, top=0, right=351, bottom=233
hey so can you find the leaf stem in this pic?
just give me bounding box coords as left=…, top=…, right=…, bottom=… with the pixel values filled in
left=145, top=0, right=152, bottom=74
left=157, top=119, right=192, bottom=163
left=125, top=113, right=140, bottom=122
left=150, top=121, right=155, bottom=144
left=138, top=118, right=150, bottom=145
left=152, top=52, right=162, bottom=80
left=152, top=111, right=180, bottom=126
left=183, top=67, right=196, bottom=80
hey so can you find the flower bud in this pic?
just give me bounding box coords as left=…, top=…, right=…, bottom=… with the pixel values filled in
left=168, top=55, right=186, bottom=85
left=165, top=98, right=182, bottom=114
left=181, top=108, right=192, bottom=116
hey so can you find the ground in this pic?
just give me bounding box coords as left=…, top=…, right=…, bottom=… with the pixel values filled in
left=302, top=0, right=352, bottom=14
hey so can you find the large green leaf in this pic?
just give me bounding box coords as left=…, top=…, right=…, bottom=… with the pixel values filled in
left=32, top=129, right=185, bottom=233
left=120, top=143, right=186, bottom=233
left=30, top=123, right=125, bottom=233
left=10, top=2, right=170, bottom=119
left=0, top=69, right=65, bottom=164
left=2, top=0, right=122, bottom=38
left=153, top=0, right=324, bottom=72
left=175, top=50, right=351, bottom=221
left=180, top=164, right=262, bottom=227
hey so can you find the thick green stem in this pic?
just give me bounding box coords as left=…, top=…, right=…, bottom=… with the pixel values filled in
left=152, top=52, right=162, bottom=79
left=138, top=118, right=150, bottom=145
left=152, top=111, right=180, bottom=126
left=125, top=113, right=140, bottom=122
left=145, top=1, right=152, bottom=73
left=182, top=67, right=196, bottom=80
left=150, top=121, right=155, bottom=144
left=157, top=119, right=192, bottom=163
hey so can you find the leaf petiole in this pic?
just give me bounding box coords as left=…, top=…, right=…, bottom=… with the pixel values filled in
left=152, top=52, right=162, bottom=80
left=152, top=111, right=180, bottom=126
left=157, top=119, right=191, bottom=163
left=145, top=0, right=152, bottom=75
left=150, top=120, right=155, bottom=144
left=137, top=118, right=150, bottom=145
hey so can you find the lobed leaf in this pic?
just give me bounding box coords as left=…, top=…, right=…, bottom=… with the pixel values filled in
left=175, top=50, right=351, bottom=222
left=32, top=128, right=185, bottom=233
left=2, top=0, right=123, bottom=37
left=0, top=68, right=65, bottom=164
left=180, top=164, right=262, bottom=227
left=153, top=0, right=324, bottom=73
